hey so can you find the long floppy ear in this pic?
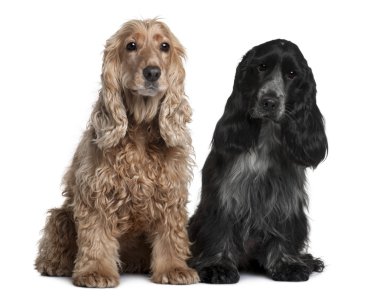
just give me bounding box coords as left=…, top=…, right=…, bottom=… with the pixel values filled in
left=212, top=51, right=261, bottom=155
left=158, top=32, right=192, bottom=148
left=282, top=68, right=328, bottom=168
left=212, top=92, right=261, bottom=156
left=91, top=34, right=128, bottom=150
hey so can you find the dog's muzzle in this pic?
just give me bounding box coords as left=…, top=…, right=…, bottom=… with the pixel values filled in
left=254, top=70, right=285, bottom=120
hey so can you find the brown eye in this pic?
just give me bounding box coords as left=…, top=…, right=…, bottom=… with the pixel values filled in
left=288, top=70, right=297, bottom=79
left=126, top=42, right=137, bottom=51
left=160, top=42, right=170, bottom=52
left=258, top=63, right=267, bottom=72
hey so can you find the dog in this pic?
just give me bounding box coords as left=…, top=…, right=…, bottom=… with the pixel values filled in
left=35, top=19, right=199, bottom=287
left=188, top=39, right=328, bottom=283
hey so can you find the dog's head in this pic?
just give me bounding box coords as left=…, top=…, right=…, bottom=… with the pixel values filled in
left=234, top=39, right=313, bottom=122
left=214, top=40, right=327, bottom=167
left=117, top=20, right=185, bottom=98
left=91, top=19, right=190, bottom=149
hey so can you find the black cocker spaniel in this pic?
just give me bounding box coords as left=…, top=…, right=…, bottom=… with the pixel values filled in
left=189, top=39, right=328, bottom=283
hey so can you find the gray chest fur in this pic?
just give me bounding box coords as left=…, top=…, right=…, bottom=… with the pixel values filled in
left=219, top=122, right=307, bottom=227
left=219, top=150, right=268, bottom=213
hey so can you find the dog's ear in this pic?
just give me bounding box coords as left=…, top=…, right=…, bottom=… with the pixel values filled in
left=212, top=51, right=261, bottom=155
left=282, top=68, right=328, bottom=168
left=91, top=34, right=128, bottom=150
left=159, top=29, right=192, bottom=148
left=212, top=92, right=261, bottom=156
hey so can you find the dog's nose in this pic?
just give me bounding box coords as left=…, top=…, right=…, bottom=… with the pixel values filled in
left=260, top=97, right=279, bottom=112
left=143, top=66, right=161, bottom=82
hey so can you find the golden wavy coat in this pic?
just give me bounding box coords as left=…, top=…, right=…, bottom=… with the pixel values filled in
left=35, top=19, right=199, bottom=287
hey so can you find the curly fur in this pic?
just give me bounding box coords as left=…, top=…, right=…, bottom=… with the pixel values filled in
left=188, top=39, right=328, bottom=283
left=35, top=19, right=199, bottom=287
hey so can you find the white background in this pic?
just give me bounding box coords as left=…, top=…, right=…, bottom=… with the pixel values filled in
left=0, top=0, right=379, bottom=295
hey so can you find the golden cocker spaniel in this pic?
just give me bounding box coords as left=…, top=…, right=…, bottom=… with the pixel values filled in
left=35, top=19, right=199, bottom=287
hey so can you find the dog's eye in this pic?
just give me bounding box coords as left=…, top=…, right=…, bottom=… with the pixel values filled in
left=258, top=64, right=267, bottom=72
left=160, top=42, right=170, bottom=52
left=126, top=42, right=137, bottom=51
left=288, top=70, right=297, bottom=79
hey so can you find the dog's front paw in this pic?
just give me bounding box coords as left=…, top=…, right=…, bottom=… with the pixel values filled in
left=199, top=264, right=240, bottom=284
left=73, top=272, right=119, bottom=288
left=271, top=263, right=311, bottom=282
left=151, top=267, right=199, bottom=285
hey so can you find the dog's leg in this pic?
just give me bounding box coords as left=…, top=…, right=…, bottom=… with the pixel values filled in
left=188, top=212, right=240, bottom=284
left=150, top=206, right=199, bottom=284
left=35, top=208, right=77, bottom=276
left=263, top=241, right=324, bottom=281
left=72, top=208, right=120, bottom=288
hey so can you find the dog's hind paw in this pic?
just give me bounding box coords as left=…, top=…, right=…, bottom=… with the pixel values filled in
left=35, top=260, right=72, bottom=277
left=300, top=254, right=325, bottom=272
left=199, top=264, right=240, bottom=284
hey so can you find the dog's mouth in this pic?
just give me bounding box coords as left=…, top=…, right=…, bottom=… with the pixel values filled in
left=137, top=88, right=158, bottom=97
left=135, top=83, right=163, bottom=97
left=249, top=108, right=283, bottom=122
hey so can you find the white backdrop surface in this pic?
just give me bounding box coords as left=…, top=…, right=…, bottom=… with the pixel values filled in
left=0, top=0, right=379, bottom=295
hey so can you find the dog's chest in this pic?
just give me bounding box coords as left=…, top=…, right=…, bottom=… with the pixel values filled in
left=116, top=142, right=166, bottom=194
left=229, top=150, right=269, bottom=180
left=111, top=144, right=166, bottom=229
left=219, top=147, right=307, bottom=231
left=111, top=140, right=189, bottom=229
left=220, top=150, right=268, bottom=206
left=219, top=122, right=281, bottom=213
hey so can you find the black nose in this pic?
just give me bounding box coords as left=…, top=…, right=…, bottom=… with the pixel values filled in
left=260, top=97, right=279, bottom=112
left=143, top=66, right=161, bottom=82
